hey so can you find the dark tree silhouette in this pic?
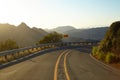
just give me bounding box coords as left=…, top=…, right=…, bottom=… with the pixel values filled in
left=37, top=32, right=63, bottom=44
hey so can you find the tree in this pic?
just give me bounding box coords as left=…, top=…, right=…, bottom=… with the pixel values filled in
left=37, top=32, right=63, bottom=44
left=0, top=39, right=19, bottom=51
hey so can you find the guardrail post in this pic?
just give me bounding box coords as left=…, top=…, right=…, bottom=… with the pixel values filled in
left=0, top=42, right=98, bottom=65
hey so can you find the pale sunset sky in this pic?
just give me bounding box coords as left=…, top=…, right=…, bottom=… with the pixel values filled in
left=0, top=0, right=120, bottom=29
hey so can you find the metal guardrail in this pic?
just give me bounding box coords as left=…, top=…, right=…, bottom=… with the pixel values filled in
left=0, top=42, right=98, bottom=65
left=0, top=42, right=97, bottom=56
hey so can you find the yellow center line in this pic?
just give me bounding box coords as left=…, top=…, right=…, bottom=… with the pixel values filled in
left=54, top=50, right=69, bottom=80
left=64, top=51, right=71, bottom=80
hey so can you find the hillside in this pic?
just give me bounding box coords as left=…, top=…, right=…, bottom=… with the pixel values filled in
left=52, top=26, right=76, bottom=33
left=92, top=21, right=120, bottom=63
left=0, top=22, right=48, bottom=47
left=99, top=21, right=120, bottom=54
left=47, top=26, right=108, bottom=41
left=64, top=27, right=108, bottom=40
left=45, top=26, right=76, bottom=33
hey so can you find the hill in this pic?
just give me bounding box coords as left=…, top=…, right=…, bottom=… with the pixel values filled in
left=92, top=21, right=120, bottom=63
left=99, top=21, right=120, bottom=54
left=47, top=26, right=108, bottom=41
left=45, top=26, right=76, bottom=33
left=0, top=22, right=48, bottom=47
left=52, top=26, right=76, bottom=33
left=64, top=27, right=108, bottom=40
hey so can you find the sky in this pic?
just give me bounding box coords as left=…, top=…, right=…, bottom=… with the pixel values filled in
left=0, top=0, right=120, bottom=29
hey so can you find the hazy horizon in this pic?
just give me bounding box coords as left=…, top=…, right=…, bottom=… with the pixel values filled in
left=0, top=22, right=109, bottom=29
left=0, top=0, right=120, bottom=29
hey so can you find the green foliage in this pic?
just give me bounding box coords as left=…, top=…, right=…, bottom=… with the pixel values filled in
left=99, top=21, right=120, bottom=54
left=37, top=32, right=63, bottom=44
left=0, top=39, right=19, bottom=52
left=92, top=47, right=98, bottom=56
left=105, top=53, right=115, bottom=63
left=92, top=21, right=120, bottom=63
left=92, top=46, right=105, bottom=60
left=96, top=51, right=105, bottom=60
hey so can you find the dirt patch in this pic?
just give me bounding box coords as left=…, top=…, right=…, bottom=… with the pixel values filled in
left=108, top=63, right=120, bottom=70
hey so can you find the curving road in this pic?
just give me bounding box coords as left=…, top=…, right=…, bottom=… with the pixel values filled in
left=0, top=47, right=120, bottom=80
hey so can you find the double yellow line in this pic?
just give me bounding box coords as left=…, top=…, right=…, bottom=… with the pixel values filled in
left=54, top=50, right=71, bottom=80
left=64, top=51, right=70, bottom=80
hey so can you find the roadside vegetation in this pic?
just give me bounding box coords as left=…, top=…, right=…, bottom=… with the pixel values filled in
left=0, top=44, right=55, bottom=65
left=0, top=39, right=19, bottom=52
left=37, top=32, right=63, bottom=44
left=0, top=32, right=63, bottom=65
left=92, top=21, right=120, bottom=63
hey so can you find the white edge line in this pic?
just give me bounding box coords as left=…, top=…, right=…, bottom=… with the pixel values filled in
left=90, top=53, right=120, bottom=74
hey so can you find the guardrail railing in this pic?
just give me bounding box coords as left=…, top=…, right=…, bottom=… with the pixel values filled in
left=0, top=42, right=97, bottom=65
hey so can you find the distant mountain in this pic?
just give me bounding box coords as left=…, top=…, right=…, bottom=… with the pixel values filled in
left=46, top=26, right=76, bottom=33
left=48, top=26, right=109, bottom=41
left=65, top=27, right=109, bottom=40
left=18, top=22, right=30, bottom=29
left=0, top=22, right=48, bottom=47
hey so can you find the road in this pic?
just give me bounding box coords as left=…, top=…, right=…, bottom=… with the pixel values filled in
left=0, top=47, right=120, bottom=80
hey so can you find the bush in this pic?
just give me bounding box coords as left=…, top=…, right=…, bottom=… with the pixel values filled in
left=92, top=22, right=120, bottom=63
left=37, top=32, right=63, bottom=44
left=92, top=47, right=98, bottom=56
left=105, top=52, right=115, bottom=63
left=0, top=39, right=19, bottom=52
left=96, top=51, right=105, bottom=60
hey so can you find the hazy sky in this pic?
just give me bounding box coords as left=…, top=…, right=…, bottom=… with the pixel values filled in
left=0, top=0, right=120, bottom=29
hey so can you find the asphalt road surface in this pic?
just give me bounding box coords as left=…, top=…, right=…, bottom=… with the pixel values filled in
left=0, top=48, right=120, bottom=80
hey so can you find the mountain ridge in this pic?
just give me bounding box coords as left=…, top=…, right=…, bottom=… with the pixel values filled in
left=65, top=27, right=108, bottom=40
left=0, top=22, right=48, bottom=47
left=45, top=26, right=76, bottom=33
left=45, top=26, right=109, bottom=41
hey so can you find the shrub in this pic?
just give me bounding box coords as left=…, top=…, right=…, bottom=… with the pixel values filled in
left=92, top=47, right=98, bottom=56
left=105, top=52, right=115, bottom=63
left=37, top=32, right=63, bottom=44
left=0, top=39, right=19, bottom=52
left=97, top=51, right=105, bottom=60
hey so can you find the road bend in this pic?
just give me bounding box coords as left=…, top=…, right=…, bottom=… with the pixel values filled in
left=54, top=50, right=71, bottom=80
left=0, top=48, right=120, bottom=80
